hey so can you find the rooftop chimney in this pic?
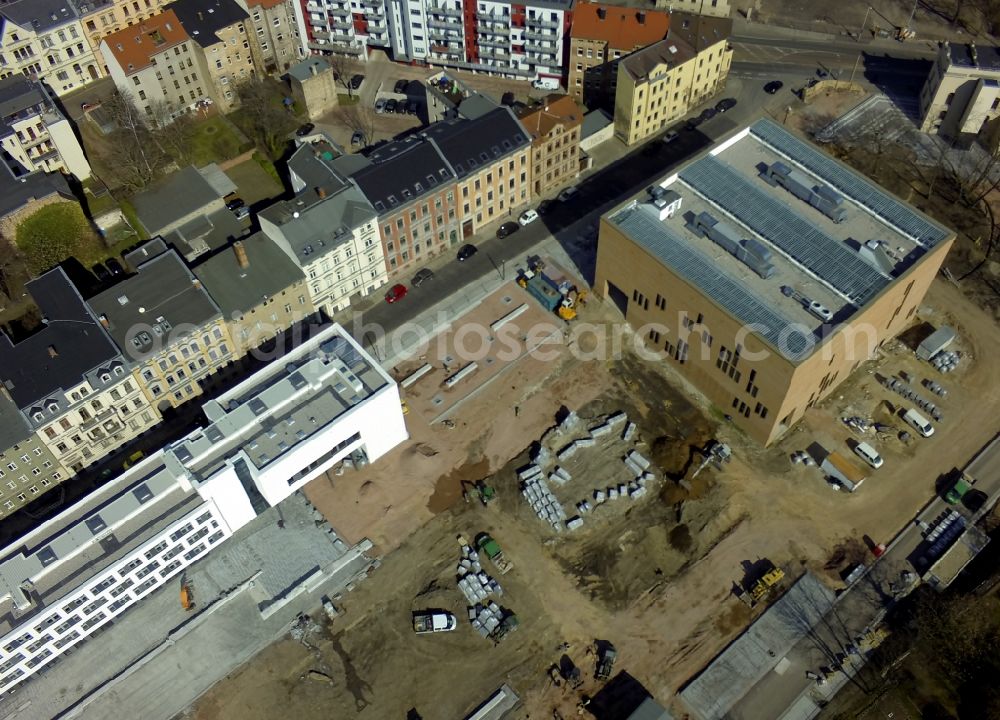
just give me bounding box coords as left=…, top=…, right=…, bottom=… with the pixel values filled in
left=597, top=7, right=606, bottom=20
left=47, top=345, right=58, bottom=358
left=310, top=63, right=318, bottom=77
left=233, top=240, right=249, bottom=269
left=99, top=314, right=109, bottom=329
left=637, top=11, right=645, bottom=24
left=197, top=10, right=204, bottom=21
left=316, top=186, right=327, bottom=199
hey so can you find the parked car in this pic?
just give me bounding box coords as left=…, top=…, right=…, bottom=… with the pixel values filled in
left=557, top=187, right=579, bottom=202
left=405, top=99, right=419, bottom=115
left=394, top=99, right=408, bottom=114
left=384, top=283, right=408, bottom=303
left=852, top=441, right=883, bottom=469
left=715, top=97, right=737, bottom=112
left=384, top=98, right=398, bottom=114
left=295, top=122, right=315, bottom=136
left=537, top=199, right=554, bottom=215
left=105, top=258, right=125, bottom=276
left=685, top=115, right=703, bottom=130
left=457, top=244, right=478, bottom=261
left=394, top=79, right=409, bottom=94
left=518, top=209, right=539, bottom=226
left=349, top=74, right=364, bottom=90
left=411, top=268, right=434, bottom=287
left=92, top=262, right=112, bottom=282
left=496, top=221, right=520, bottom=239
left=532, top=77, right=560, bottom=90
left=699, top=107, right=718, bottom=122
left=351, top=130, right=365, bottom=146
left=226, top=197, right=245, bottom=211
left=374, top=98, right=388, bottom=113
left=234, top=206, right=250, bottom=221
left=764, top=80, right=784, bottom=94
left=662, top=130, right=679, bottom=144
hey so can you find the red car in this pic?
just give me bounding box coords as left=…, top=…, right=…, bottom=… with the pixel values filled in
left=385, top=283, right=408, bottom=303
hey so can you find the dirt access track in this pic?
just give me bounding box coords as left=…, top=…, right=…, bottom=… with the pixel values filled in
left=187, top=276, right=1000, bottom=720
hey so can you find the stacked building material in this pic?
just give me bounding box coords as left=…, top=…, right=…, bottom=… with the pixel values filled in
left=470, top=601, right=506, bottom=639
left=521, top=474, right=568, bottom=529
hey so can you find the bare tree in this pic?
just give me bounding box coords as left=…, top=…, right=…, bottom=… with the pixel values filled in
left=0, top=235, right=27, bottom=302
left=234, top=78, right=296, bottom=158
left=148, top=100, right=196, bottom=165
left=325, top=53, right=361, bottom=97
left=102, top=89, right=166, bottom=187
left=335, top=104, right=377, bottom=147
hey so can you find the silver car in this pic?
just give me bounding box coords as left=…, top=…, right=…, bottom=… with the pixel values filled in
left=375, top=98, right=387, bottom=114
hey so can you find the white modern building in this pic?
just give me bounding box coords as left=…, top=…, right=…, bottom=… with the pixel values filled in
left=295, top=0, right=571, bottom=80
left=0, top=323, right=407, bottom=693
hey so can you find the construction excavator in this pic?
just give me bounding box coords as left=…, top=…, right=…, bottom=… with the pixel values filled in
left=462, top=479, right=497, bottom=506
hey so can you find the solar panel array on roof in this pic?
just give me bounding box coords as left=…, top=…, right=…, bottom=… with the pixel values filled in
left=679, top=155, right=888, bottom=305
left=613, top=205, right=811, bottom=359
left=750, top=119, right=949, bottom=247
left=322, top=335, right=364, bottom=369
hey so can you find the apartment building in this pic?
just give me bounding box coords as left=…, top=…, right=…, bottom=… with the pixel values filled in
left=0, top=75, right=91, bottom=180
left=568, top=2, right=670, bottom=106
left=194, top=234, right=315, bottom=355
left=919, top=41, right=1000, bottom=141
left=0, top=323, right=407, bottom=695
left=351, top=136, right=462, bottom=276
left=260, top=138, right=388, bottom=313
left=595, top=119, right=954, bottom=445
left=517, top=93, right=582, bottom=197
left=0, top=0, right=101, bottom=95
left=246, top=0, right=303, bottom=73
left=75, top=0, right=171, bottom=74
left=0, top=397, right=70, bottom=520
left=298, top=0, right=572, bottom=80
left=88, top=247, right=235, bottom=412
left=423, top=106, right=532, bottom=237
left=166, top=0, right=256, bottom=113
left=614, top=13, right=732, bottom=145
left=0, top=269, right=159, bottom=476
left=100, top=10, right=211, bottom=121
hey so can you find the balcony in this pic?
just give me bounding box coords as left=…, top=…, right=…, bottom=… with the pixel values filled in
left=524, top=41, right=557, bottom=55
left=525, top=16, right=559, bottom=29
left=476, top=11, right=509, bottom=23
left=362, top=0, right=382, bottom=6
left=478, top=24, right=509, bottom=37
left=428, top=17, right=462, bottom=29
left=476, top=37, right=509, bottom=49
left=81, top=407, right=125, bottom=437
left=478, top=48, right=510, bottom=61
left=429, top=30, right=462, bottom=43
left=523, top=29, right=556, bottom=42
left=427, top=5, right=462, bottom=17
left=430, top=46, right=464, bottom=58
left=329, top=19, right=353, bottom=30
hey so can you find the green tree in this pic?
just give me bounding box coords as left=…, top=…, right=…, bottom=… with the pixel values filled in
left=15, top=203, right=95, bottom=274
left=234, top=78, right=295, bottom=159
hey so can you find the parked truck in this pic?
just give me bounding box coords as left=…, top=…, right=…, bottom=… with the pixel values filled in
left=517, top=258, right=584, bottom=321
left=412, top=611, right=457, bottom=634
left=595, top=643, right=617, bottom=680
left=476, top=533, right=513, bottom=574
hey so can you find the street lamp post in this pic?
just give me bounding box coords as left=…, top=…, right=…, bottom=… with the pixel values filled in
left=858, top=6, right=872, bottom=42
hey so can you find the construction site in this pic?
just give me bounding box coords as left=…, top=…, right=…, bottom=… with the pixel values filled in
left=185, top=268, right=1000, bottom=720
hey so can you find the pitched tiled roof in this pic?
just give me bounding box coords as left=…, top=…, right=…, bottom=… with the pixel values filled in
left=101, top=10, right=188, bottom=75
left=620, top=37, right=696, bottom=81
left=517, top=94, right=583, bottom=141
left=570, top=1, right=670, bottom=51
left=166, top=0, right=249, bottom=48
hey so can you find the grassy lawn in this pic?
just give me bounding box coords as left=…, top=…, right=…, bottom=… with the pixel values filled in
left=188, top=115, right=247, bottom=166
left=338, top=94, right=360, bottom=105
left=227, top=156, right=284, bottom=205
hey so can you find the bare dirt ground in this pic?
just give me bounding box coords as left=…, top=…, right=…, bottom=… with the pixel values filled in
left=187, top=272, right=1000, bottom=720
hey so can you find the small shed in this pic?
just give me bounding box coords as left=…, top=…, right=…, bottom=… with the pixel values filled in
left=916, top=326, right=956, bottom=361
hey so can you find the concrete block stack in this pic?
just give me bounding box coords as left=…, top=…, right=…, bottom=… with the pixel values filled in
left=456, top=544, right=502, bottom=606
left=521, top=473, right=568, bottom=529
left=622, top=422, right=637, bottom=442
left=470, top=601, right=506, bottom=639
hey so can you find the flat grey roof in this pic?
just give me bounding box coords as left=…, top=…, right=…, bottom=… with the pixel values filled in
left=286, top=57, right=331, bottom=82
left=87, top=250, right=222, bottom=362
left=131, top=166, right=222, bottom=236
left=581, top=108, right=613, bottom=139
left=609, top=121, right=952, bottom=360
left=678, top=572, right=836, bottom=720
left=192, top=233, right=305, bottom=316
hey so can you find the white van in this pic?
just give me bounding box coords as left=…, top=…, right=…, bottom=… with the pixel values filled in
left=531, top=77, right=560, bottom=90
left=902, top=408, right=934, bottom=438
left=853, top=441, right=884, bottom=469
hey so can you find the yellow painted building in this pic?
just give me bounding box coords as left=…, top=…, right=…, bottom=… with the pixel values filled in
left=78, top=0, right=171, bottom=74
left=613, top=21, right=732, bottom=146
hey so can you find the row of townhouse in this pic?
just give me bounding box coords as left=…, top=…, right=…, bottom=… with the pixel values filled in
left=0, top=0, right=303, bottom=103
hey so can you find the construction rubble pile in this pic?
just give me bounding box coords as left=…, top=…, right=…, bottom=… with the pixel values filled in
left=456, top=543, right=507, bottom=640
left=519, top=410, right=658, bottom=532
